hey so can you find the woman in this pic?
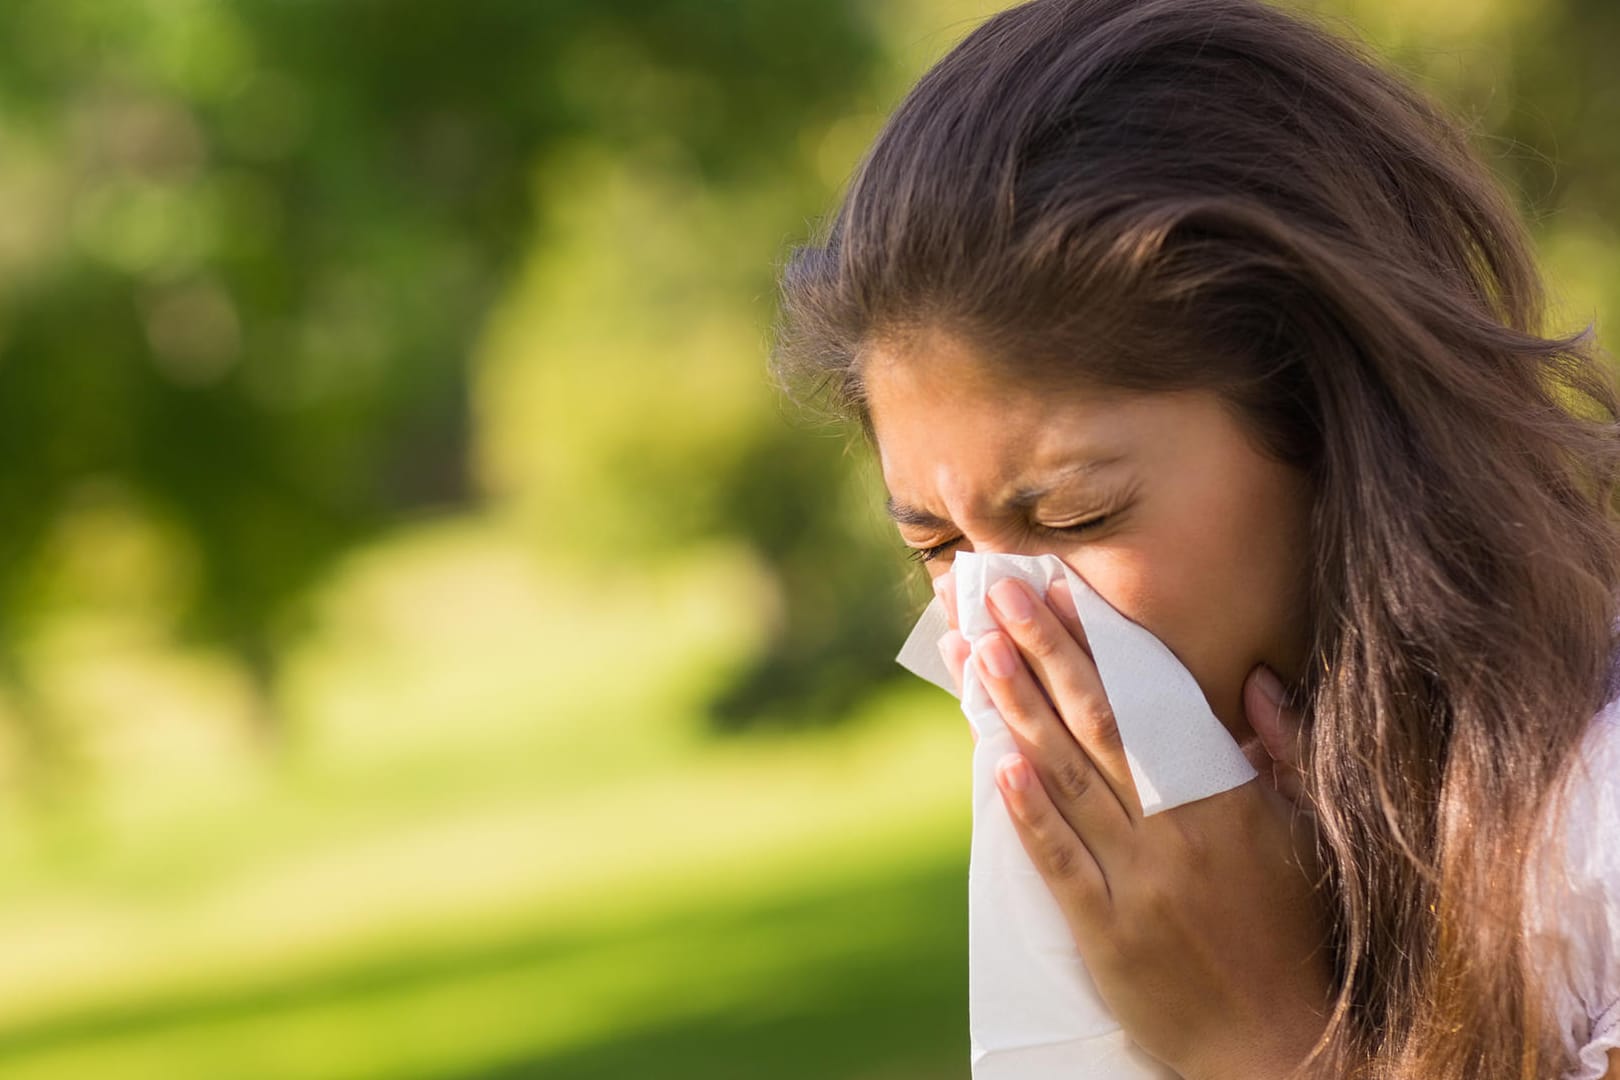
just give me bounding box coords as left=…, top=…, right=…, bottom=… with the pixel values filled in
left=769, top=0, right=1620, bottom=1077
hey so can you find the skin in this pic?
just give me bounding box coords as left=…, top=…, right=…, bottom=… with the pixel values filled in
left=863, top=329, right=1332, bottom=1078
left=861, top=330, right=1620, bottom=1080
left=866, top=330, right=1316, bottom=742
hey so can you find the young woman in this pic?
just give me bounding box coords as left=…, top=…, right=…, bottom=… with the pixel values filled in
left=769, top=0, right=1620, bottom=1077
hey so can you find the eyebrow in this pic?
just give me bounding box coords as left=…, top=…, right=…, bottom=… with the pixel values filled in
left=884, top=456, right=1124, bottom=528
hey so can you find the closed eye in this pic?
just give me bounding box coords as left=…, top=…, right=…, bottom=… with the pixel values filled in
left=904, top=515, right=1113, bottom=564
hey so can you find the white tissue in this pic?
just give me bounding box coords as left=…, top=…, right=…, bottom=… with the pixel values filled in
left=894, top=551, right=1258, bottom=1079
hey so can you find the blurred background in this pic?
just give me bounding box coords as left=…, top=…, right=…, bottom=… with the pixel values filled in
left=0, top=0, right=1612, bottom=1076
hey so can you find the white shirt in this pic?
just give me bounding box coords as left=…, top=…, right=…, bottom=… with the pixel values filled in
left=1530, top=663, right=1620, bottom=1078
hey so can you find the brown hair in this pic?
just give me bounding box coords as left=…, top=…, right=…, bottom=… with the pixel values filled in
left=771, top=0, right=1620, bottom=1076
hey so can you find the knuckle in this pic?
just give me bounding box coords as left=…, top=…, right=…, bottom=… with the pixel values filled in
left=1110, top=918, right=1144, bottom=957
left=1175, top=825, right=1216, bottom=878
left=1076, top=704, right=1122, bottom=752
left=1051, top=757, right=1095, bottom=803
left=1108, top=896, right=1155, bottom=954
left=1135, top=872, right=1178, bottom=921
left=1114, top=884, right=1148, bottom=928
left=1023, top=626, right=1063, bottom=662
left=1042, top=839, right=1086, bottom=883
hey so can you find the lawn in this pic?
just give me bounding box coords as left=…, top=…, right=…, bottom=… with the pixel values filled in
left=0, top=526, right=974, bottom=1079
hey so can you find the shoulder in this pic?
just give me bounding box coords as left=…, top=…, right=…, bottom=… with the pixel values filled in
left=1531, top=649, right=1620, bottom=1079
left=1555, top=694, right=1620, bottom=884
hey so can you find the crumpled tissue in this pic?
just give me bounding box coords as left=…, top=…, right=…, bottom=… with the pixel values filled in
left=894, top=551, right=1259, bottom=1079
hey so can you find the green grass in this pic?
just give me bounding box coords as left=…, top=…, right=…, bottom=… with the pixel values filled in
left=0, top=526, right=976, bottom=1078
left=0, top=855, right=969, bottom=1080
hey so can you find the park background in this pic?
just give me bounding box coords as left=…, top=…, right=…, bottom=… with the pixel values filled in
left=0, top=0, right=1614, bottom=1076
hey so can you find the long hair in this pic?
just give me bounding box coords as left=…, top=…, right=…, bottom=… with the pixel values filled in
left=770, top=1, right=1620, bottom=1075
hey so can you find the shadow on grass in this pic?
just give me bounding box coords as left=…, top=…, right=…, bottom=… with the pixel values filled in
left=0, top=856, right=971, bottom=1080
left=471, top=987, right=970, bottom=1080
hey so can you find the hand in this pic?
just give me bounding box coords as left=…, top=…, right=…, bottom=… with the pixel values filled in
left=933, top=570, right=1332, bottom=1080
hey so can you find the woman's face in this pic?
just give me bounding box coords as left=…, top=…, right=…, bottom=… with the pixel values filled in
left=863, top=330, right=1315, bottom=742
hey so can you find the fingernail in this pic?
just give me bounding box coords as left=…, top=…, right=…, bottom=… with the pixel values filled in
left=998, top=753, right=1028, bottom=791
left=1254, top=665, right=1285, bottom=707
left=978, top=633, right=1018, bottom=679
left=933, top=575, right=949, bottom=605
left=988, top=578, right=1034, bottom=622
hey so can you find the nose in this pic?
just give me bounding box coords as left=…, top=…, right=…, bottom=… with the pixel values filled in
left=966, top=538, right=1054, bottom=557
left=931, top=535, right=1074, bottom=627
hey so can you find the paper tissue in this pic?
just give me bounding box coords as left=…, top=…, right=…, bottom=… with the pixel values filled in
left=894, top=551, right=1259, bottom=1078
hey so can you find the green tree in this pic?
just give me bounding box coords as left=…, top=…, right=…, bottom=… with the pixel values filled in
left=0, top=0, right=891, bottom=770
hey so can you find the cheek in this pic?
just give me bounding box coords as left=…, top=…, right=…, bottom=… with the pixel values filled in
left=1075, top=477, right=1306, bottom=730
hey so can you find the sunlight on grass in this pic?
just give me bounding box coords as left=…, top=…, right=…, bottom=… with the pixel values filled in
left=0, top=515, right=973, bottom=1079
left=0, top=682, right=971, bottom=1079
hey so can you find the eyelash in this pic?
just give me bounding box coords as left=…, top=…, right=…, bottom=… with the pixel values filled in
left=904, top=515, right=1114, bottom=564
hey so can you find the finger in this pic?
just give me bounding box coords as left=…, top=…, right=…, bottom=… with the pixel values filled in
left=986, top=577, right=1138, bottom=817
left=1043, top=576, right=1092, bottom=659
left=1245, top=665, right=1307, bottom=808
left=974, top=631, right=1133, bottom=855
left=995, top=751, right=1111, bottom=932
left=933, top=570, right=958, bottom=630
left=1238, top=731, right=1274, bottom=779
left=1237, top=724, right=1301, bottom=806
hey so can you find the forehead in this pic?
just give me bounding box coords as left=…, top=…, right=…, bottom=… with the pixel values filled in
left=861, top=332, right=1134, bottom=493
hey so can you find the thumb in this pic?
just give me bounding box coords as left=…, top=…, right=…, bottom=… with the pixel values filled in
left=1243, top=663, right=1308, bottom=808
